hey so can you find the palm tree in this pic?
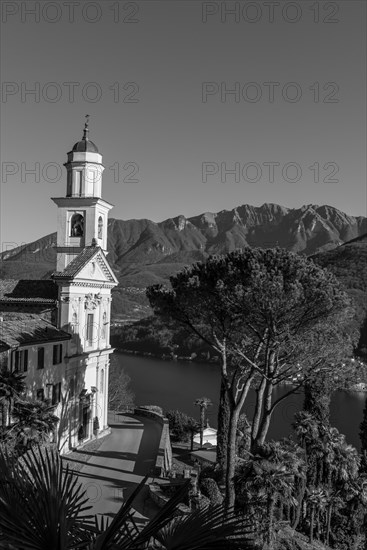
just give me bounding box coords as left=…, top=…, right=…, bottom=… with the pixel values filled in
left=0, top=367, right=26, bottom=430
left=10, top=397, right=59, bottom=451
left=0, top=445, right=256, bottom=550
left=235, top=457, right=295, bottom=548
left=306, top=487, right=327, bottom=544
left=254, top=460, right=295, bottom=547
left=185, top=416, right=200, bottom=452
left=194, top=397, right=212, bottom=447
left=265, top=440, right=306, bottom=529
left=323, top=488, right=344, bottom=546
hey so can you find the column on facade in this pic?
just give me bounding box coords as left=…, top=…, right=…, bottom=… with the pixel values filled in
left=78, top=295, right=83, bottom=354
left=104, top=357, right=109, bottom=429
left=95, top=364, right=99, bottom=431
left=106, top=296, right=111, bottom=344
left=98, top=299, right=103, bottom=349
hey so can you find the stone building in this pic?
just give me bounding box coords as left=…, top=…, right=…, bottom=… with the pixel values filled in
left=0, top=119, right=118, bottom=452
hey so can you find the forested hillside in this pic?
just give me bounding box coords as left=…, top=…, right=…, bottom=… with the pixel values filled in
left=112, top=234, right=367, bottom=361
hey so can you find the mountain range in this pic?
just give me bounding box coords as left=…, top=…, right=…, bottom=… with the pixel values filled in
left=1, top=203, right=366, bottom=332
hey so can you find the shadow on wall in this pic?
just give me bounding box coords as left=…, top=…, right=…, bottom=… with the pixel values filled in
left=13, top=328, right=92, bottom=455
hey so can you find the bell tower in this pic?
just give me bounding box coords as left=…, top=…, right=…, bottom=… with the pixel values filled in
left=52, top=116, right=113, bottom=272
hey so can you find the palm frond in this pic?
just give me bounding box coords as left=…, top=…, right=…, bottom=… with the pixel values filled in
left=0, top=445, right=94, bottom=550
left=153, top=505, right=256, bottom=550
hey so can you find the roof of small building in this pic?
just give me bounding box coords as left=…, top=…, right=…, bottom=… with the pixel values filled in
left=0, top=279, right=58, bottom=304
left=0, top=312, right=70, bottom=348
left=190, top=450, right=217, bottom=463
left=202, top=427, right=217, bottom=435
left=52, top=246, right=100, bottom=278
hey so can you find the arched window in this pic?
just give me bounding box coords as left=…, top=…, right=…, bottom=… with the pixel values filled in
left=98, top=216, right=103, bottom=239
left=100, top=369, right=104, bottom=393
left=70, top=213, right=84, bottom=237
left=101, top=311, right=107, bottom=339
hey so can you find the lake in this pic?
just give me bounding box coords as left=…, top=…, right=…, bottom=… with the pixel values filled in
left=116, top=352, right=366, bottom=451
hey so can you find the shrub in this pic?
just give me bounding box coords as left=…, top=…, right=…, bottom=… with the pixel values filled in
left=199, top=464, right=223, bottom=483
left=199, top=478, right=223, bottom=506
left=165, top=409, right=197, bottom=442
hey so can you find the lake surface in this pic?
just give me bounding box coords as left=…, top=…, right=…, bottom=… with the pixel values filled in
left=116, top=352, right=366, bottom=451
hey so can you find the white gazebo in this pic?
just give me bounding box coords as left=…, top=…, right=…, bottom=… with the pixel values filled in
left=193, top=421, right=217, bottom=447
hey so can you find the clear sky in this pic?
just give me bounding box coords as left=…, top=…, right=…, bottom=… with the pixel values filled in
left=1, top=0, right=366, bottom=249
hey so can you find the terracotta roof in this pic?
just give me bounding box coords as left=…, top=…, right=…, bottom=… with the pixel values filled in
left=0, top=279, right=58, bottom=304
left=0, top=312, right=70, bottom=348
left=52, top=246, right=100, bottom=278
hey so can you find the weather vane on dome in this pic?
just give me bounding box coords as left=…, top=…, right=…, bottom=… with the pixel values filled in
left=83, top=114, right=90, bottom=140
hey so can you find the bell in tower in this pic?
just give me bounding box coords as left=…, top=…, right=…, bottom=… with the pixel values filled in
left=51, top=117, right=114, bottom=272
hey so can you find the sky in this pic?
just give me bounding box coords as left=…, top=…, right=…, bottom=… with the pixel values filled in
left=0, top=0, right=366, bottom=249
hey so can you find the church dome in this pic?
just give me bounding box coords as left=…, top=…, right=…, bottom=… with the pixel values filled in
left=71, top=116, right=99, bottom=153
left=72, top=139, right=99, bottom=153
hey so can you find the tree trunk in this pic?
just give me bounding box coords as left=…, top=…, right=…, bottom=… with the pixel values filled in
left=200, top=406, right=205, bottom=447
left=267, top=496, right=276, bottom=547
left=279, top=500, right=284, bottom=522
left=217, top=378, right=230, bottom=475
left=326, top=505, right=332, bottom=546
left=251, top=352, right=276, bottom=451
left=251, top=377, right=267, bottom=448
left=316, top=510, right=320, bottom=540
left=310, top=506, right=315, bottom=544
left=1, top=402, right=5, bottom=429
left=224, top=407, right=239, bottom=509
left=292, top=479, right=306, bottom=531
left=254, top=378, right=274, bottom=448
left=7, top=397, right=12, bottom=426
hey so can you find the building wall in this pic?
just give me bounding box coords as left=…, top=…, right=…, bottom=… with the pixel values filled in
left=9, top=341, right=69, bottom=446
left=10, top=341, right=66, bottom=396
left=7, top=334, right=112, bottom=453
left=55, top=280, right=114, bottom=452
left=58, top=284, right=112, bottom=354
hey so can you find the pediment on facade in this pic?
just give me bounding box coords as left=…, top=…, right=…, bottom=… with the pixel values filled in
left=53, top=246, right=118, bottom=286
left=75, top=251, right=118, bottom=285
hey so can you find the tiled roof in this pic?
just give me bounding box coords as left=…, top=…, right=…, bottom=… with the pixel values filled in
left=52, top=246, right=100, bottom=278
left=0, top=312, right=70, bottom=348
left=0, top=279, right=58, bottom=303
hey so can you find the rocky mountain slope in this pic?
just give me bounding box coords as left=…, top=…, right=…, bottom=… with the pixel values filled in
left=312, top=233, right=367, bottom=359
left=1, top=203, right=366, bottom=324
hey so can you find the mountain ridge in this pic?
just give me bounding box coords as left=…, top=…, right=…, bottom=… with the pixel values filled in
left=1, top=203, right=366, bottom=328
left=1, top=202, right=366, bottom=274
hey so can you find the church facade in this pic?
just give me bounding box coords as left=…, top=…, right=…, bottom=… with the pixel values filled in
left=0, top=120, right=118, bottom=453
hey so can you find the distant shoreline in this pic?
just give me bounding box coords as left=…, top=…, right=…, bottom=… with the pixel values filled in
left=114, top=349, right=367, bottom=393
left=114, top=347, right=220, bottom=364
